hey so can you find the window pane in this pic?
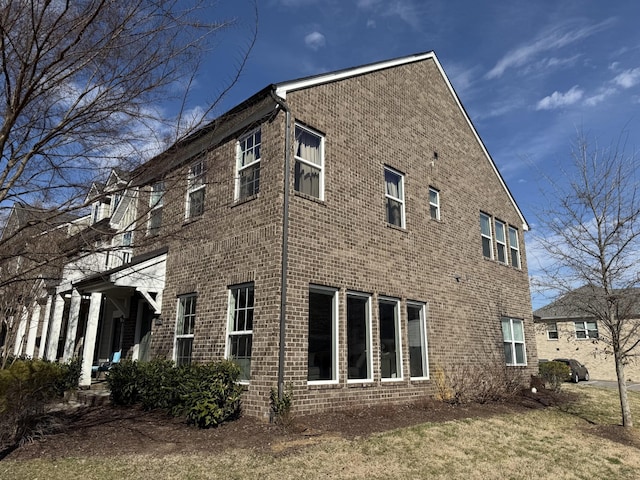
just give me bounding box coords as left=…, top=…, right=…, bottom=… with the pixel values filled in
left=480, top=214, right=491, bottom=236
left=501, top=318, right=512, bottom=342
left=386, top=198, right=403, bottom=226
left=295, top=127, right=321, bottom=165
left=515, top=343, right=526, bottom=364
left=482, top=237, right=492, bottom=258
left=308, top=289, right=335, bottom=381
left=294, top=161, right=320, bottom=198
left=385, top=169, right=402, bottom=199
left=347, top=295, right=369, bottom=380
left=175, top=337, right=193, bottom=366
left=149, top=208, right=162, bottom=236
left=228, top=285, right=254, bottom=381
left=239, top=163, right=260, bottom=198
left=379, top=300, right=400, bottom=379
left=189, top=188, right=205, bottom=217
left=503, top=342, right=514, bottom=364
left=407, top=304, right=427, bottom=378
left=230, top=334, right=252, bottom=381
left=512, top=320, right=524, bottom=342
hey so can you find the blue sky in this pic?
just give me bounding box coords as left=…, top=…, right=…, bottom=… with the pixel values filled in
left=190, top=0, right=640, bottom=308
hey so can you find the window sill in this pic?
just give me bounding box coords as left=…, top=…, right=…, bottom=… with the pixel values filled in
left=307, top=380, right=341, bottom=390
left=232, top=193, right=259, bottom=207
left=294, top=191, right=326, bottom=205
left=381, top=377, right=405, bottom=383
left=182, top=215, right=203, bottom=227
left=385, top=223, right=407, bottom=233
left=347, top=379, right=375, bottom=386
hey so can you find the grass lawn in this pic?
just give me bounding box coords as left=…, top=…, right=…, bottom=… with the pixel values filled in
left=3, top=384, right=640, bottom=480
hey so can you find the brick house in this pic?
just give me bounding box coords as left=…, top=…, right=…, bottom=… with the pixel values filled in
left=534, top=287, right=640, bottom=382
left=18, top=51, right=536, bottom=418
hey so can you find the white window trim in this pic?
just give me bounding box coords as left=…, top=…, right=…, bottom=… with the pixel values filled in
left=294, top=123, right=325, bottom=201
left=546, top=322, right=559, bottom=340
left=174, top=294, right=196, bottom=365
left=384, top=166, right=406, bottom=228
left=308, top=285, right=339, bottom=385
left=379, top=296, right=404, bottom=382
left=428, top=187, right=440, bottom=221
left=574, top=320, right=598, bottom=340
left=147, top=181, right=164, bottom=236
left=185, top=159, right=206, bottom=219
left=346, top=291, right=373, bottom=384
left=225, top=284, right=254, bottom=384
left=407, top=301, right=429, bottom=380
left=495, top=219, right=507, bottom=264
left=502, top=317, right=527, bottom=366
left=480, top=212, right=493, bottom=259
left=235, top=128, right=261, bottom=201
left=509, top=225, right=521, bottom=269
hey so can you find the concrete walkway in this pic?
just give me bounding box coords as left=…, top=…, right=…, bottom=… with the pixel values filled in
left=581, top=380, right=640, bottom=392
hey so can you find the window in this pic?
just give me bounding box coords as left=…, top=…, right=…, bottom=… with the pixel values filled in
left=175, top=295, right=196, bottom=366
left=236, top=129, right=261, bottom=201
left=384, top=167, right=405, bottom=228
left=147, top=181, right=164, bottom=236
left=509, top=226, right=521, bottom=268
left=407, top=302, right=428, bottom=379
left=379, top=298, right=402, bottom=379
left=429, top=187, right=440, bottom=220
left=347, top=293, right=372, bottom=381
left=502, top=317, right=526, bottom=366
left=480, top=213, right=493, bottom=259
left=575, top=321, right=598, bottom=339
left=294, top=124, right=324, bottom=199
left=122, top=230, right=133, bottom=247
left=495, top=220, right=507, bottom=264
left=546, top=322, right=558, bottom=340
left=186, top=159, right=205, bottom=218
left=308, top=286, right=338, bottom=382
left=227, top=284, right=254, bottom=381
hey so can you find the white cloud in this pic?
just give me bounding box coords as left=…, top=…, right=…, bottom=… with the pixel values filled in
left=584, top=87, right=617, bottom=106
left=613, top=68, right=640, bottom=88
left=486, top=19, right=614, bottom=79
left=356, top=0, right=422, bottom=30
left=535, top=86, right=584, bottom=110
left=304, top=31, right=326, bottom=50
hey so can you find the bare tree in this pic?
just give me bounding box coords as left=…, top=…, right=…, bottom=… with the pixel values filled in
left=534, top=131, right=640, bottom=427
left=0, top=0, right=257, bottom=361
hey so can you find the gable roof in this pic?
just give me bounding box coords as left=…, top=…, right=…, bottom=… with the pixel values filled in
left=534, top=285, right=640, bottom=320
left=275, top=51, right=528, bottom=231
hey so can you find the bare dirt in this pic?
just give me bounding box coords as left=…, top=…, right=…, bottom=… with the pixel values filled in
left=3, top=388, right=576, bottom=461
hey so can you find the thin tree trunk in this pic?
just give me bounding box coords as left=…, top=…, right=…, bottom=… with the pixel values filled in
left=615, top=352, right=633, bottom=427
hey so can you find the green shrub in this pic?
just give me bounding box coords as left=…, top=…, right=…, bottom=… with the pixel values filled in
left=0, top=359, right=73, bottom=449
left=137, top=359, right=181, bottom=410
left=270, top=383, right=294, bottom=428
left=539, top=361, right=571, bottom=392
left=53, top=356, right=81, bottom=396
left=106, top=360, right=141, bottom=405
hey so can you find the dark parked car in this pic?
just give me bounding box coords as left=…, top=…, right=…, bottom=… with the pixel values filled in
left=553, top=358, right=589, bottom=383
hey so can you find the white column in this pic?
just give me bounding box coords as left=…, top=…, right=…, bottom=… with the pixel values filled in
left=13, top=307, right=28, bottom=356
left=62, top=289, right=82, bottom=362
left=46, top=294, right=66, bottom=361
left=25, top=303, right=41, bottom=358
left=80, top=292, right=102, bottom=387
left=38, top=295, right=53, bottom=359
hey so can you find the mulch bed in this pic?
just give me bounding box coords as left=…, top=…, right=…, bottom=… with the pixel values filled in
left=3, top=388, right=573, bottom=461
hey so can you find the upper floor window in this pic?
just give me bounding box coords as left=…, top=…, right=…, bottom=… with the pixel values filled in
left=575, top=321, right=598, bottom=339
left=480, top=212, right=493, bottom=259
left=186, top=159, right=206, bottom=219
left=227, top=283, right=254, bottom=382
left=546, top=322, right=558, bottom=340
left=502, top=317, right=526, bottom=366
left=495, top=220, right=507, bottom=264
left=148, top=181, right=164, bottom=236
left=429, top=187, right=440, bottom=220
left=509, top=226, right=521, bottom=268
left=236, top=129, right=261, bottom=201
left=294, top=124, right=324, bottom=200
left=384, top=167, right=405, bottom=228
left=122, top=230, right=133, bottom=247
left=175, top=294, right=196, bottom=366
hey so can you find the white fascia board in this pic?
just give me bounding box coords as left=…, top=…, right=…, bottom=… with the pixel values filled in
left=275, top=51, right=529, bottom=232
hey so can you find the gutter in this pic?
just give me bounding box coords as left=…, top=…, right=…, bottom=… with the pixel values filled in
left=270, top=89, right=291, bottom=402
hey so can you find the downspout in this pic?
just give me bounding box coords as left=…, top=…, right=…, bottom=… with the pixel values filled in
left=271, top=89, right=291, bottom=401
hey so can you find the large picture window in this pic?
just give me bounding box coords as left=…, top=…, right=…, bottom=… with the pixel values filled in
left=347, top=293, right=372, bottom=381
left=227, top=284, right=254, bottom=381
left=407, top=302, right=428, bottom=379
left=384, top=167, right=405, bottom=228
left=186, top=159, right=205, bottom=218
left=502, top=317, right=526, bottom=366
left=175, top=295, right=196, bottom=366
left=308, top=286, right=337, bottom=382
left=379, top=298, right=402, bottom=379
left=294, top=124, right=324, bottom=200
left=236, top=129, right=261, bottom=201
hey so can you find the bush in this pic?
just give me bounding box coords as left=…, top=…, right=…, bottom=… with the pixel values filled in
left=0, top=358, right=76, bottom=450
left=539, top=361, right=571, bottom=392
left=270, top=383, right=294, bottom=428
left=108, top=359, right=243, bottom=428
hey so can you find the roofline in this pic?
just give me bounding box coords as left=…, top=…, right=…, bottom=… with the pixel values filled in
left=275, top=50, right=529, bottom=231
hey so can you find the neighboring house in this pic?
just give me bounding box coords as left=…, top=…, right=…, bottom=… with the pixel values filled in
left=534, top=287, right=640, bottom=382
left=14, top=51, right=536, bottom=418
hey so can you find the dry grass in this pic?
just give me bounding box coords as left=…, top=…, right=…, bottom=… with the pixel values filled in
left=3, top=384, right=640, bottom=480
